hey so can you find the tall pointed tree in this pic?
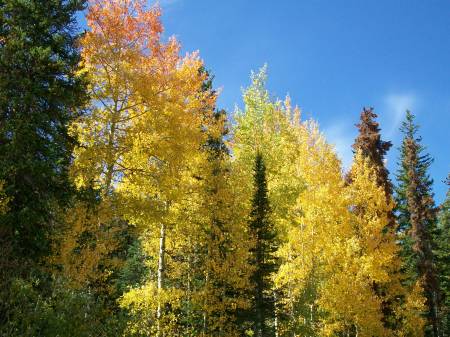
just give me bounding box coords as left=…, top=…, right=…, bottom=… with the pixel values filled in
left=0, top=0, right=87, bottom=271
left=324, top=151, right=425, bottom=337
left=183, top=106, right=252, bottom=336
left=248, top=152, right=278, bottom=337
left=395, top=110, right=440, bottom=337
left=193, top=70, right=252, bottom=334
left=435, top=175, right=450, bottom=335
left=351, top=107, right=393, bottom=203
left=350, top=107, right=400, bottom=330
left=233, top=67, right=305, bottom=336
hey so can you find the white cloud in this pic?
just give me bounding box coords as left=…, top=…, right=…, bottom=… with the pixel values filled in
left=383, top=93, right=417, bottom=138
left=323, top=123, right=354, bottom=170
left=319, top=92, right=418, bottom=172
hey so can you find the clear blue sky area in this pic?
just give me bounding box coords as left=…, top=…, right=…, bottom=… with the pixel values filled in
left=78, top=0, right=450, bottom=203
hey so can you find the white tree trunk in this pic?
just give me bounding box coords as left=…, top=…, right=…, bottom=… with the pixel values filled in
left=157, top=222, right=166, bottom=337
left=274, top=291, right=279, bottom=337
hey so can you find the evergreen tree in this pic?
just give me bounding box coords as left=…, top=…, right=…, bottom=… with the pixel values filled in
left=248, top=152, right=278, bottom=337
left=350, top=107, right=399, bottom=330
left=395, top=110, right=440, bottom=337
left=435, top=175, right=450, bottom=336
left=0, top=0, right=87, bottom=273
left=319, top=151, right=426, bottom=336
left=351, top=107, right=393, bottom=203
left=195, top=108, right=252, bottom=336
left=175, top=68, right=251, bottom=336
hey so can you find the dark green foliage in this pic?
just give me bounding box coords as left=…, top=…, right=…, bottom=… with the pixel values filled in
left=396, top=112, right=435, bottom=232
left=435, top=176, right=450, bottom=336
left=248, top=153, right=278, bottom=337
left=0, top=0, right=88, bottom=332
left=205, top=109, right=230, bottom=159
left=395, top=111, right=440, bottom=337
left=193, top=69, right=245, bottom=335
left=198, top=67, right=230, bottom=159
left=0, top=0, right=88, bottom=268
left=0, top=277, right=126, bottom=337
left=116, top=237, right=150, bottom=294
left=395, top=112, right=427, bottom=281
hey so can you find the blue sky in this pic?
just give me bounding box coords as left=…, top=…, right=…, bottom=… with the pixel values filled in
left=79, top=1, right=450, bottom=202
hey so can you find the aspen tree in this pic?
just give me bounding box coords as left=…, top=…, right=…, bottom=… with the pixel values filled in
left=56, top=0, right=168, bottom=295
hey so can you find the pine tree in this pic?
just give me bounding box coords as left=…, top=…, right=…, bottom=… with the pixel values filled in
left=326, top=151, right=426, bottom=337
left=435, top=175, right=450, bottom=335
left=195, top=108, right=252, bottom=336
left=248, top=153, right=278, bottom=337
left=351, top=107, right=393, bottom=204
left=233, top=67, right=304, bottom=337
left=198, top=70, right=249, bottom=334
left=0, top=0, right=87, bottom=271
left=395, top=111, right=440, bottom=336
left=350, top=107, right=400, bottom=330
left=166, top=69, right=251, bottom=336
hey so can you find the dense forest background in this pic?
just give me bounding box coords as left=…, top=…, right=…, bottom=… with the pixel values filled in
left=0, top=1, right=448, bottom=336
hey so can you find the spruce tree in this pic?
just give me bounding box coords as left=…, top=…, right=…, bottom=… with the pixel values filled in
left=435, top=175, right=450, bottom=336
left=351, top=107, right=393, bottom=202
left=191, top=68, right=249, bottom=335
left=350, top=107, right=399, bottom=329
left=395, top=110, right=440, bottom=337
left=248, top=152, right=278, bottom=337
left=0, top=0, right=87, bottom=271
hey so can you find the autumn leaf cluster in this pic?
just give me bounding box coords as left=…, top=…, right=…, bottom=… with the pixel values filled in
left=0, top=1, right=448, bottom=337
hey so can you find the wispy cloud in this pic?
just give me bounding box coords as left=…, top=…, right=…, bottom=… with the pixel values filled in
left=320, top=93, right=418, bottom=171
left=383, top=93, right=417, bottom=138
left=323, top=123, right=354, bottom=170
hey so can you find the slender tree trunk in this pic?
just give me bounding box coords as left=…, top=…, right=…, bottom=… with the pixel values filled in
left=431, top=288, right=439, bottom=337
left=274, top=291, right=279, bottom=337
left=288, top=251, right=296, bottom=337
left=202, top=270, right=208, bottom=336
left=202, top=303, right=207, bottom=335
left=187, top=246, right=192, bottom=335
left=255, top=241, right=263, bottom=337
left=157, top=222, right=166, bottom=337
left=104, top=104, right=118, bottom=194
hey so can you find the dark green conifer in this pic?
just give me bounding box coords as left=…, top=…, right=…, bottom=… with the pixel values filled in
left=352, top=107, right=393, bottom=200
left=395, top=111, right=440, bottom=337
left=249, top=152, right=278, bottom=337
left=0, top=0, right=87, bottom=270
left=350, top=107, right=398, bottom=330
left=435, top=175, right=450, bottom=336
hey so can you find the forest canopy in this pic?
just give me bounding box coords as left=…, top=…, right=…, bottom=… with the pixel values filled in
left=0, top=1, right=448, bottom=336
